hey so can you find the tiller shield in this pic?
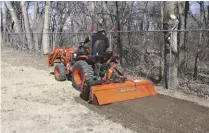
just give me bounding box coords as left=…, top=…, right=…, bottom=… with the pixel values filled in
left=90, top=80, right=157, bottom=105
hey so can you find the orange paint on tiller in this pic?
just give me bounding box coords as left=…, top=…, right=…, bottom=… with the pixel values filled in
left=91, top=80, right=157, bottom=105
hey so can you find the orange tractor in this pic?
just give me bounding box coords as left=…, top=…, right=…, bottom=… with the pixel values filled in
left=46, top=30, right=157, bottom=105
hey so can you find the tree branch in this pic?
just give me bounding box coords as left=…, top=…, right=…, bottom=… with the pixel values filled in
left=188, top=11, right=201, bottom=27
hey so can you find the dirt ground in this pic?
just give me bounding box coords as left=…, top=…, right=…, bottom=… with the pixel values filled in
left=1, top=47, right=209, bottom=133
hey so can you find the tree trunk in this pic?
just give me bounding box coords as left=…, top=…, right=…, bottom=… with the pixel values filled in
left=83, top=14, right=87, bottom=31
left=4, top=6, right=9, bottom=45
left=104, top=2, right=114, bottom=27
left=127, top=2, right=132, bottom=46
left=53, top=15, right=68, bottom=49
left=207, top=6, right=209, bottom=26
left=115, top=1, right=123, bottom=66
left=71, top=16, right=75, bottom=45
left=160, top=2, right=165, bottom=85
left=140, top=21, right=143, bottom=30
left=42, top=1, right=51, bottom=54
left=91, top=1, right=96, bottom=32
left=0, top=7, right=2, bottom=45
left=5, top=6, right=14, bottom=46
left=33, top=1, right=38, bottom=22
left=33, top=11, right=44, bottom=53
left=71, top=17, right=74, bottom=33
left=163, top=1, right=179, bottom=89
left=33, top=1, right=40, bottom=52
left=184, top=2, right=189, bottom=71
left=193, top=2, right=205, bottom=80
left=6, top=1, right=23, bottom=49
left=127, top=20, right=131, bottom=46
left=21, top=1, right=33, bottom=50
left=178, top=2, right=188, bottom=75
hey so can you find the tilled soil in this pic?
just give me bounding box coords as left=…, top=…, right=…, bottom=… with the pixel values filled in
left=1, top=47, right=209, bottom=133
left=75, top=95, right=209, bottom=133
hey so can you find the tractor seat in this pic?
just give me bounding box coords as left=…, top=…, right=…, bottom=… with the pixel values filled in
left=91, top=31, right=109, bottom=56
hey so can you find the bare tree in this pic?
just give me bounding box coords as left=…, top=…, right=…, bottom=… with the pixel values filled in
left=21, top=1, right=33, bottom=50
left=160, top=2, right=165, bottom=84
left=178, top=2, right=189, bottom=74
left=34, top=2, right=45, bottom=52
left=33, top=2, right=38, bottom=21
left=193, top=2, right=205, bottom=80
left=0, top=6, right=2, bottom=44
left=32, top=1, right=40, bottom=51
left=42, top=1, right=51, bottom=54
left=51, top=2, right=73, bottom=49
left=5, top=1, right=24, bottom=49
left=208, top=5, right=209, bottom=27
left=115, top=1, right=123, bottom=66
left=163, top=1, right=179, bottom=89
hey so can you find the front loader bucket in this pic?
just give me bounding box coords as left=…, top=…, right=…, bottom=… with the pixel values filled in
left=91, top=80, right=157, bottom=105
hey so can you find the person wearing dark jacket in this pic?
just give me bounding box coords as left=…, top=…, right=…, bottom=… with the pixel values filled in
left=83, top=30, right=109, bottom=55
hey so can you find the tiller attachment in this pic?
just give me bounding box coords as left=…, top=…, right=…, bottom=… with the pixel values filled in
left=90, top=80, right=157, bottom=105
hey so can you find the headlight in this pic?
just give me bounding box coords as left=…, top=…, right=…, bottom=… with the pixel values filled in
left=74, top=53, right=77, bottom=58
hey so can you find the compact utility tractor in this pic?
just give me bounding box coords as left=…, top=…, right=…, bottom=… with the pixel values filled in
left=46, top=30, right=157, bottom=105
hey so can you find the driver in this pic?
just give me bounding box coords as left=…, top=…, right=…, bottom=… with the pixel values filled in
left=83, top=19, right=109, bottom=55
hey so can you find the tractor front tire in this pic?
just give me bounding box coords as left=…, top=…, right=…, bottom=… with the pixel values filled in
left=54, top=63, right=66, bottom=81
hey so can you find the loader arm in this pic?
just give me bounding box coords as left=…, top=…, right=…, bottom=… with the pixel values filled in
left=46, top=46, right=65, bottom=66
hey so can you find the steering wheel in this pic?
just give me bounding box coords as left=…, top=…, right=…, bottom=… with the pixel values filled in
left=78, top=42, right=90, bottom=49
left=79, top=42, right=85, bottom=46
left=98, top=30, right=107, bottom=36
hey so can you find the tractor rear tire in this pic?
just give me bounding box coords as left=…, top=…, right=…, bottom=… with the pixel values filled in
left=72, top=60, right=94, bottom=101
left=54, top=63, right=66, bottom=81
left=80, top=83, right=90, bottom=101
left=72, top=60, right=94, bottom=90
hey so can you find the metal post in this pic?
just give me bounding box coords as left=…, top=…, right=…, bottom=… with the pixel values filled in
left=11, top=34, right=13, bottom=47
left=109, top=32, right=112, bottom=51
left=168, top=31, right=173, bottom=89
left=53, top=32, right=55, bottom=51
left=91, top=1, right=95, bottom=33
left=51, top=33, right=54, bottom=52
left=76, top=33, right=78, bottom=45
left=70, top=33, right=71, bottom=45
left=82, top=32, right=84, bottom=42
